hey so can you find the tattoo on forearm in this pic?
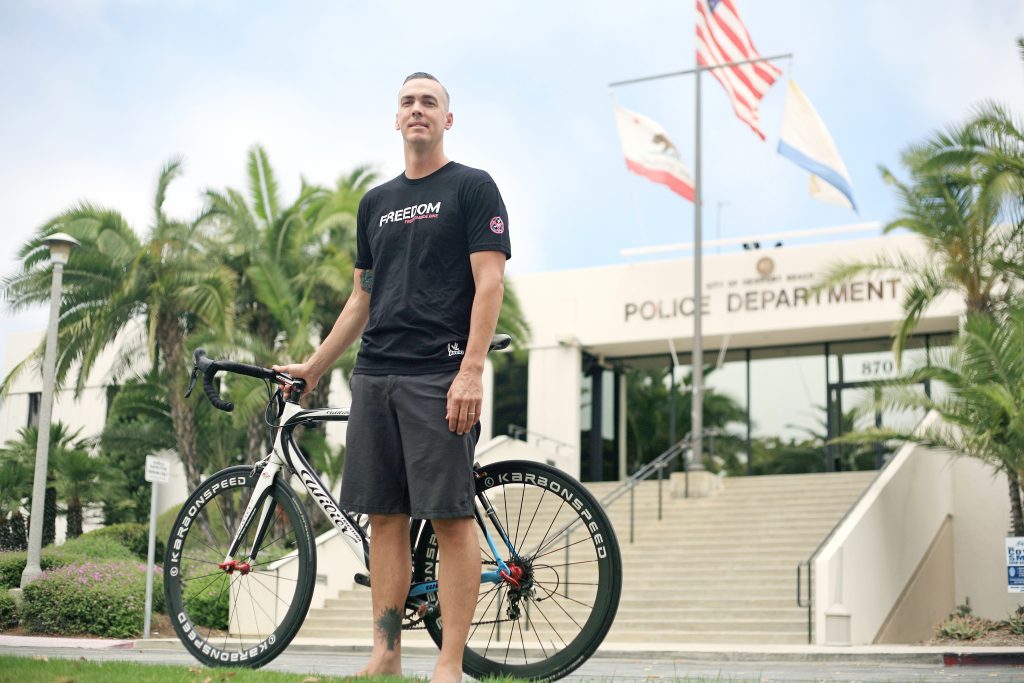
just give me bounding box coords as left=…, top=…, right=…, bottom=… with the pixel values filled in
left=376, top=606, right=401, bottom=651
left=360, top=269, right=374, bottom=293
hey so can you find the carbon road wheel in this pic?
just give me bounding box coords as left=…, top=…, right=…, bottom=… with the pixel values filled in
left=412, top=460, right=622, bottom=681
left=164, top=465, right=316, bottom=668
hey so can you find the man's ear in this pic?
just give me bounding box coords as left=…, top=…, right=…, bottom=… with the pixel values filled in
left=445, top=112, right=454, bottom=130
left=395, top=113, right=400, bottom=131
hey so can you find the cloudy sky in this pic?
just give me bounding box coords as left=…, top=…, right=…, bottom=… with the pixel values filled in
left=1, top=0, right=1022, bottom=372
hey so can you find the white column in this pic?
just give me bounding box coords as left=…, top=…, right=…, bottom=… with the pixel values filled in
left=526, top=345, right=582, bottom=478
left=480, top=357, right=495, bottom=442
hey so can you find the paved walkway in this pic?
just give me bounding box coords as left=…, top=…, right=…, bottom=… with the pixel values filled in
left=1, top=635, right=1022, bottom=681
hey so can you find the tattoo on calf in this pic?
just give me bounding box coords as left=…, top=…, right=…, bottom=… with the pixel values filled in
left=376, top=606, right=402, bottom=651
left=360, top=269, right=374, bottom=293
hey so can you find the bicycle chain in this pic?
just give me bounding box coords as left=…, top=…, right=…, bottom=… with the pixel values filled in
left=404, top=617, right=515, bottom=631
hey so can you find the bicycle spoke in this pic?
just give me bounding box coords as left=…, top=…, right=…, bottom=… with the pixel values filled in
left=469, top=584, right=503, bottom=642
left=206, top=570, right=231, bottom=643
left=226, top=573, right=243, bottom=649
left=530, top=497, right=568, bottom=565
left=529, top=596, right=571, bottom=649
left=517, top=488, right=546, bottom=552
left=523, top=602, right=550, bottom=659
left=475, top=582, right=503, bottom=607
left=244, top=578, right=263, bottom=644
left=247, top=570, right=297, bottom=612
left=535, top=584, right=586, bottom=629
left=483, top=588, right=505, bottom=658
left=531, top=535, right=592, bottom=561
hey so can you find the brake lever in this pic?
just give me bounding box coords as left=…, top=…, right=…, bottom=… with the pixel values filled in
left=185, top=366, right=199, bottom=398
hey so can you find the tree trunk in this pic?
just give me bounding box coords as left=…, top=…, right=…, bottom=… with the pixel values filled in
left=159, top=319, right=202, bottom=492
left=0, top=517, right=11, bottom=551
left=9, top=511, right=27, bottom=551
left=43, top=486, right=56, bottom=547
left=246, top=416, right=268, bottom=465
left=1009, top=468, right=1024, bottom=537
left=67, top=497, right=83, bottom=539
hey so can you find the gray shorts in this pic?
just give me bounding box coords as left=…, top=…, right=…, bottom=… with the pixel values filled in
left=339, top=370, right=479, bottom=519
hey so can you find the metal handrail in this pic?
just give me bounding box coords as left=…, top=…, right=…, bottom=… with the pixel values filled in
left=596, top=430, right=728, bottom=543
left=793, top=452, right=898, bottom=643
left=506, top=424, right=574, bottom=453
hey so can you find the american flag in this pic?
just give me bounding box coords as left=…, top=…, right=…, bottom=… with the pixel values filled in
left=696, top=0, right=781, bottom=140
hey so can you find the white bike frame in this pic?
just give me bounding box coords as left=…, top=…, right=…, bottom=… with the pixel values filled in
left=223, top=401, right=368, bottom=572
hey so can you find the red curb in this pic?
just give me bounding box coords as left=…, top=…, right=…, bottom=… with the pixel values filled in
left=944, top=652, right=1024, bottom=666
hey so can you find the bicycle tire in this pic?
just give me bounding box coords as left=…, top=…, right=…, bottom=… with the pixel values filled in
left=164, top=465, right=317, bottom=667
left=411, top=460, right=622, bottom=681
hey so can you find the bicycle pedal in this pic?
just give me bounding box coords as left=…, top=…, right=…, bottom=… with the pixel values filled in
left=354, top=572, right=371, bottom=588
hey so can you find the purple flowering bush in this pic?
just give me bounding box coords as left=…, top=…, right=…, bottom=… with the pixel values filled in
left=0, top=534, right=135, bottom=589
left=22, top=560, right=164, bottom=638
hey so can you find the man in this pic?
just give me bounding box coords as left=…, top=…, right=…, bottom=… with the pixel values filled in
left=274, top=72, right=510, bottom=683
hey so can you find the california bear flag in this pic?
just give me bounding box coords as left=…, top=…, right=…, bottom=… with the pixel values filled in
left=613, top=105, right=695, bottom=201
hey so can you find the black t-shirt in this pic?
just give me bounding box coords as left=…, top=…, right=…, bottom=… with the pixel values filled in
left=353, top=161, right=511, bottom=375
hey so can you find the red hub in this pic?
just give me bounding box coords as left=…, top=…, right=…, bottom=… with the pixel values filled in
left=218, top=559, right=252, bottom=575
left=500, top=564, right=524, bottom=588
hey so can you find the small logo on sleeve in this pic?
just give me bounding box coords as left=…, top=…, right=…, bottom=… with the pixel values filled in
left=489, top=217, right=505, bottom=234
left=447, top=342, right=465, bottom=357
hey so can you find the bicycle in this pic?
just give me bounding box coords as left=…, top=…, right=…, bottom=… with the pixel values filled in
left=163, top=335, right=622, bottom=681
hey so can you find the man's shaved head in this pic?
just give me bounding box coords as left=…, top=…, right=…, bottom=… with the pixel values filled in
left=402, top=72, right=450, bottom=110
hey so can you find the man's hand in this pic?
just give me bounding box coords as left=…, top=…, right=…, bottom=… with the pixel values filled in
left=447, top=368, right=483, bottom=435
left=272, top=362, right=321, bottom=399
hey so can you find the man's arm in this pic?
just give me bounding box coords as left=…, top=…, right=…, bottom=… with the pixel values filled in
left=447, top=251, right=506, bottom=435
left=273, top=268, right=372, bottom=392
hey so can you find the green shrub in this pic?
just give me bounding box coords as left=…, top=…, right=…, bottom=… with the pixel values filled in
left=938, top=613, right=992, bottom=640
left=83, top=523, right=165, bottom=561
left=0, top=532, right=139, bottom=590
left=0, top=552, right=72, bottom=590
left=182, top=572, right=229, bottom=630
left=0, top=589, right=18, bottom=629
left=21, top=561, right=164, bottom=638
left=1007, top=605, right=1024, bottom=636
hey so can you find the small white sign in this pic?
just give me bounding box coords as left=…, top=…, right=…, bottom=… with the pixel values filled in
left=144, top=455, right=170, bottom=484
left=1007, top=537, right=1024, bottom=593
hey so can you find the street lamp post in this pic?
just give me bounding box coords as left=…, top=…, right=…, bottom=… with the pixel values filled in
left=21, top=232, right=79, bottom=588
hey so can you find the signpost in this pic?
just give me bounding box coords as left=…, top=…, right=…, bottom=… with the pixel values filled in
left=143, top=454, right=170, bottom=638
left=1008, top=537, right=1024, bottom=594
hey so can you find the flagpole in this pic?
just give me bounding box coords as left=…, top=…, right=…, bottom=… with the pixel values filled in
left=692, top=61, right=704, bottom=470
left=609, top=51, right=792, bottom=473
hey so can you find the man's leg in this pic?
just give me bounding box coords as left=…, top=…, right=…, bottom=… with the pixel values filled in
left=359, top=513, right=411, bottom=677
left=430, top=516, right=478, bottom=683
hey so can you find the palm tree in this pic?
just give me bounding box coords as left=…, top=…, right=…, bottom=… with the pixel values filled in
left=2, top=159, right=236, bottom=492
left=0, top=423, right=94, bottom=543
left=202, top=146, right=356, bottom=464
left=0, top=456, right=31, bottom=551
left=624, top=365, right=746, bottom=474
left=52, top=450, right=106, bottom=539
left=817, top=38, right=1024, bottom=529
left=817, top=131, right=1015, bottom=360
left=870, top=309, right=1023, bottom=534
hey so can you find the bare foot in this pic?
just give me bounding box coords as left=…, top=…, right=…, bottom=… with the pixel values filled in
left=430, top=660, right=464, bottom=683
left=355, top=652, right=403, bottom=678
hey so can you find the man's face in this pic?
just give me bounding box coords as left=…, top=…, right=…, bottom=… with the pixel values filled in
left=396, top=78, right=452, bottom=145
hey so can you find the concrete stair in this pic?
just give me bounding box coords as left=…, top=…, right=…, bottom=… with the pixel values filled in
left=296, top=470, right=875, bottom=646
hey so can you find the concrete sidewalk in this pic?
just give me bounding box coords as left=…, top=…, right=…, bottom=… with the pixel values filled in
left=3, top=633, right=1023, bottom=666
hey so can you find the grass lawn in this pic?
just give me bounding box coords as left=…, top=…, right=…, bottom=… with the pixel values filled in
left=0, top=655, right=412, bottom=683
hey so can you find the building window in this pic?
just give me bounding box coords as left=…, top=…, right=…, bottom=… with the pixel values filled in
left=27, top=392, right=41, bottom=428
left=492, top=355, right=528, bottom=438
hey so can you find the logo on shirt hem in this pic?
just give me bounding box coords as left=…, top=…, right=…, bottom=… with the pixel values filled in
left=447, top=342, right=465, bottom=357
